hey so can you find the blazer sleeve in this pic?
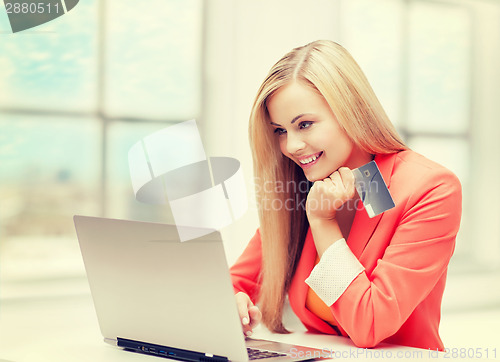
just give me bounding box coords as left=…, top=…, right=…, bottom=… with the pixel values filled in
left=329, top=169, right=462, bottom=348
left=229, top=229, right=263, bottom=303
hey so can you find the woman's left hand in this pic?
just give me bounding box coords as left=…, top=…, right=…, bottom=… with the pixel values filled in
left=306, top=167, right=356, bottom=222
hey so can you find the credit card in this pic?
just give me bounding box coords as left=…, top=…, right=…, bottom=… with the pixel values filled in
left=352, top=161, right=395, bottom=218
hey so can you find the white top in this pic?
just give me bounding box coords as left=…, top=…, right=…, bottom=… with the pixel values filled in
left=305, top=238, right=365, bottom=306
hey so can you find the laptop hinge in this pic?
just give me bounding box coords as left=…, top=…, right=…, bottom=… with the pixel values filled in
left=117, top=337, right=229, bottom=362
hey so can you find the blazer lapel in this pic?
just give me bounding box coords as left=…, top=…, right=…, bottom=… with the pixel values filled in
left=347, top=153, right=397, bottom=258
left=290, top=228, right=316, bottom=310
left=289, top=228, right=339, bottom=334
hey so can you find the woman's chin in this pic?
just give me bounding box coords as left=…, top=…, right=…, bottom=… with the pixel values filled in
left=303, top=170, right=330, bottom=182
left=299, top=162, right=336, bottom=182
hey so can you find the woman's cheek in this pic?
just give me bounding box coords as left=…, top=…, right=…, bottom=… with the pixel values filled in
left=279, top=138, right=288, bottom=157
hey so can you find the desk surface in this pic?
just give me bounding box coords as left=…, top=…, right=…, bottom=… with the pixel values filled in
left=0, top=293, right=496, bottom=362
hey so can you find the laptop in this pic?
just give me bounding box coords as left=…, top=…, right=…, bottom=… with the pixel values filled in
left=73, top=215, right=325, bottom=361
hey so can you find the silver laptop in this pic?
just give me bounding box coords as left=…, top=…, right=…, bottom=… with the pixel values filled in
left=74, top=215, right=324, bottom=362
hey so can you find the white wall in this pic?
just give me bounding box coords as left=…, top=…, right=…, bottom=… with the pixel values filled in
left=203, top=0, right=342, bottom=264
left=202, top=0, right=500, bottom=273
left=469, top=1, right=500, bottom=265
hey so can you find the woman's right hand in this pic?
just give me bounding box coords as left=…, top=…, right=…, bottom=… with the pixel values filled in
left=235, top=292, right=262, bottom=337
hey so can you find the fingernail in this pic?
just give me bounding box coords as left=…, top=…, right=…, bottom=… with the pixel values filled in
left=242, top=317, right=249, bottom=325
left=245, top=330, right=253, bottom=337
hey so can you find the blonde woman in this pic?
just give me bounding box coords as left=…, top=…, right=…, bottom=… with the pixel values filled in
left=230, top=40, right=461, bottom=350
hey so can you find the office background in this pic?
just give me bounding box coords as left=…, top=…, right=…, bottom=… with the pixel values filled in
left=1, top=0, right=499, bottom=350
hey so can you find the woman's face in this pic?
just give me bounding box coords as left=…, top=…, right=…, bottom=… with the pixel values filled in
left=267, top=82, right=371, bottom=182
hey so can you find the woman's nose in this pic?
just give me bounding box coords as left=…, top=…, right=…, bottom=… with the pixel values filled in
left=285, top=132, right=306, bottom=155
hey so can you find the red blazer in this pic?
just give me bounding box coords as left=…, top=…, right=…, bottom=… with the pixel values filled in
left=230, top=150, right=462, bottom=350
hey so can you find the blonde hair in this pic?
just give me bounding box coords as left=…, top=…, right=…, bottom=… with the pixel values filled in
left=249, top=40, right=406, bottom=333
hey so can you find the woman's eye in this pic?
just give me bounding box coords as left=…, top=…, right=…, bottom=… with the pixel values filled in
left=274, top=128, right=286, bottom=136
left=299, top=121, right=313, bottom=129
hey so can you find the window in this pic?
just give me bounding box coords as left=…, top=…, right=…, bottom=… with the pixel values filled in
left=341, top=0, right=500, bottom=275
left=0, top=0, right=203, bottom=297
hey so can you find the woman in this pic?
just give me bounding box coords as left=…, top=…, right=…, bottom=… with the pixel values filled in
left=230, top=40, right=461, bottom=350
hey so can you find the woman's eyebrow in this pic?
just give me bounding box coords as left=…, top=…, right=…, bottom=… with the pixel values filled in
left=291, top=113, right=311, bottom=124
left=270, top=113, right=312, bottom=127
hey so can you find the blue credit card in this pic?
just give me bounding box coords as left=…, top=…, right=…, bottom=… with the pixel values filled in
left=352, top=161, right=395, bottom=218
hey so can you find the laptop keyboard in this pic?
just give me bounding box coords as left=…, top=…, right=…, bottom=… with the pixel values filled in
left=247, top=347, right=288, bottom=360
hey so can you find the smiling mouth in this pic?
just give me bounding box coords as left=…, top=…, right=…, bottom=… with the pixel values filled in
left=298, top=152, right=323, bottom=166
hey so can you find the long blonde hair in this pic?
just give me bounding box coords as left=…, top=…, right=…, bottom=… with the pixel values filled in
left=249, top=40, right=406, bottom=333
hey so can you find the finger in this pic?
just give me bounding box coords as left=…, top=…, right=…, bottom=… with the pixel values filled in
left=338, top=167, right=356, bottom=198
left=327, top=170, right=338, bottom=180
left=235, top=292, right=251, bottom=326
left=312, top=179, right=324, bottom=189
left=308, top=180, right=323, bottom=200
left=329, top=171, right=343, bottom=190
left=338, top=167, right=354, bottom=185
left=320, top=177, right=333, bottom=192
left=248, top=306, right=262, bottom=329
